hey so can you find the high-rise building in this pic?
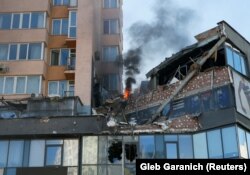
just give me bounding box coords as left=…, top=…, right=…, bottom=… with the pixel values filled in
left=0, top=0, right=123, bottom=112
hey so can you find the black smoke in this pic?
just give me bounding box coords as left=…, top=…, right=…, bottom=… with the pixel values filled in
left=123, top=0, right=196, bottom=90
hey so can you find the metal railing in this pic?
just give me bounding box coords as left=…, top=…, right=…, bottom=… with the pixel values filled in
left=66, top=57, right=76, bottom=70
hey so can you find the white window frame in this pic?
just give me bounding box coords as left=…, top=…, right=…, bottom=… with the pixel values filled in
left=2, top=42, right=44, bottom=61
left=68, top=11, right=77, bottom=38
left=48, top=81, right=60, bottom=97
left=15, top=76, right=27, bottom=94
left=52, top=19, right=68, bottom=35
left=3, top=12, right=45, bottom=30
left=50, top=48, right=70, bottom=66
left=1, top=76, right=41, bottom=95
left=53, top=0, right=69, bottom=6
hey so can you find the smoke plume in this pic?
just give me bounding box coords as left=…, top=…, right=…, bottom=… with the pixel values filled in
left=123, top=0, right=196, bottom=90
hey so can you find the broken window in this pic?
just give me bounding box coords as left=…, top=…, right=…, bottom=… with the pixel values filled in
left=125, top=144, right=137, bottom=163
left=108, top=140, right=122, bottom=163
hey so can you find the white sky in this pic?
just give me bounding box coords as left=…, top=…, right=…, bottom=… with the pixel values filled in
left=123, top=0, right=250, bottom=88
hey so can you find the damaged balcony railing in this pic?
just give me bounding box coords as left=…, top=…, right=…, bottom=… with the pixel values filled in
left=67, top=57, right=76, bottom=70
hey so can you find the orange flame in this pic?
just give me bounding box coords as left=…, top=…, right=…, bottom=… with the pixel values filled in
left=123, top=88, right=131, bottom=100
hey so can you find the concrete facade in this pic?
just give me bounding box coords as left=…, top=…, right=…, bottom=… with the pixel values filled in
left=0, top=0, right=123, bottom=110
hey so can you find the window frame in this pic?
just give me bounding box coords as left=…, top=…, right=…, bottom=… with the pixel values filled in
left=102, top=46, right=119, bottom=61
left=48, top=80, right=71, bottom=97
left=52, top=18, right=68, bottom=35
left=0, top=76, right=41, bottom=95
left=0, top=12, right=45, bottom=30
left=103, top=19, right=119, bottom=34
left=53, top=0, right=69, bottom=6
left=50, top=48, right=70, bottom=66
left=103, top=0, right=119, bottom=8
left=225, top=44, right=247, bottom=76
left=68, top=11, right=77, bottom=38
left=0, top=42, right=44, bottom=61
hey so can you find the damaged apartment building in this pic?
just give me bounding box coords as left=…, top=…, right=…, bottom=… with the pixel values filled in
left=1, top=19, right=250, bottom=175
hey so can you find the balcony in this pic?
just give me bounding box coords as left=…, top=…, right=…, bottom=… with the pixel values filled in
left=64, top=57, right=76, bottom=79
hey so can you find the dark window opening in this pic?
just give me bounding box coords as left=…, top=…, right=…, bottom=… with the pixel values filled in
left=108, top=141, right=122, bottom=163
left=125, top=144, right=137, bottom=163
left=201, top=48, right=226, bottom=71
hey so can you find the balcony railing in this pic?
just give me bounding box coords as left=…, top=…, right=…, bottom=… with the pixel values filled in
left=67, top=57, right=76, bottom=70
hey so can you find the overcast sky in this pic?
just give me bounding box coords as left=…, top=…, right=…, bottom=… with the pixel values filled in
left=123, top=0, right=250, bottom=88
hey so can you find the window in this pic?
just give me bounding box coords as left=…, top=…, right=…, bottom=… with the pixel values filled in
left=51, top=50, right=60, bottom=65
left=103, top=74, right=119, bottom=91
left=225, top=46, right=247, bottom=75
left=178, top=135, right=193, bottom=158
left=214, top=86, right=231, bottom=109
left=19, top=44, right=28, bottom=60
left=103, top=46, right=119, bottom=61
left=0, top=44, right=8, bottom=60
left=9, top=44, right=18, bottom=60
left=201, top=91, right=214, bottom=112
left=0, top=14, right=11, bottom=29
left=207, top=129, right=223, bottom=158
left=188, top=95, right=201, bottom=114
left=48, top=80, right=68, bottom=97
left=139, top=136, right=155, bottom=158
left=50, top=48, right=72, bottom=66
left=46, top=146, right=62, bottom=166
left=237, top=127, right=248, bottom=158
left=31, top=12, right=45, bottom=28
left=104, top=0, right=119, bottom=8
left=28, top=43, right=42, bottom=59
left=12, top=14, right=21, bottom=29
left=52, top=19, right=68, bottom=35
left=53, top=0, right=69, bottom=6
left=246, top=132, right=250, bottom=158
left=0, top=77, right=3, bottom=94
left=69, top=0, right=77, bottom=7
left=0, top=76, right=41, bottom=95
left=69, top=11, right=77, bottom=38
left=16, top=77, right=26, bottom=94
left=26, top=76, right=41, bottom=94
left=63, top=140, right=78, bottom=166
left=22, top=13, right=30, bottom=28
left=193, top=132, right=208, bottom=158
left=0, top=141, right=8, bottom=167
left=104, top=19, right=119, bottom=34
left=0, top=43, right=44, bottom=60
left=4, top=77, right=14, bottom=94
left=155, top=135, right=164, bottom=158
left=0, top=12, right=45, bottom=30
left=222, top=127, right=238, bottom=158
left=166, top=143, right=177, bottom=159
left=7, top=141, right=24, bottom=167
left=29, top=140, right=45, bottom=167
left=82, top=137, right=98, bottom=164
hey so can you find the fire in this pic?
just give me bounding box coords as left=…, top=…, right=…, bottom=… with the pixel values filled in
left=123, top=88, right=131, bottom=100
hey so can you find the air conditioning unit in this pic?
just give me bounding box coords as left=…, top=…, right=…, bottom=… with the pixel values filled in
left=0, top=64, right=9, bottom=73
